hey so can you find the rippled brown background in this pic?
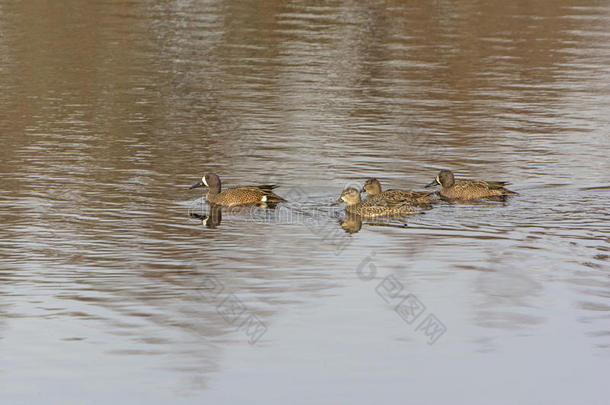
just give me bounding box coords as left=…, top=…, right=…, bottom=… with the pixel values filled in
left=1, top=1, right=610, bottom=403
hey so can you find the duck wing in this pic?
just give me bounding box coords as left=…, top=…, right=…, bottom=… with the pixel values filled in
left=233, top=184, right=279, bottom=192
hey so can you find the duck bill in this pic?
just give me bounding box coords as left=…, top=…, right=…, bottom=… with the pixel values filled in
left=425, top=179, right=439, bottom=188
left=330, top=198, right=343, bottom=206
left=189, top=181, right=205, bottom=189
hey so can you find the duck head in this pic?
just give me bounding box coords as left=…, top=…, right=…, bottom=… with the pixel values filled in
left=190, top=172, right=221, bottom=193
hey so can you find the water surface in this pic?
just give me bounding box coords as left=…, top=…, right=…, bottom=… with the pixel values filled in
left=1, top=1, right=609, bottom=403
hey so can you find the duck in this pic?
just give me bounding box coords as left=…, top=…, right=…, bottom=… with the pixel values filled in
left=425, top=169, right=517, bottom=200
left=335, top=188, right=420, bottom=218
left=361, top=178, right=435, bottom=206
left=190, top=173, right=285, bottom=207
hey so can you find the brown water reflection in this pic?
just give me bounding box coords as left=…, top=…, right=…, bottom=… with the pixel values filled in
left=1, top=0, right=610, bottom=403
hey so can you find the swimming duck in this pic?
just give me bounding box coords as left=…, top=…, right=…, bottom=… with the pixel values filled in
left=336, top=188, right=420, bottom=218
left=425, top=169, right=517, bottom=200
left=362, top=178, right=435, bottom=206
left=190, top=173, right=285, bottom=207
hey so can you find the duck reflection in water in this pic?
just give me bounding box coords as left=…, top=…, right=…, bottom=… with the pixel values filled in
left=190, top=204, right=223, bottom=229
left=340, top=214, right=363, bottom=234
left=338, top=214, right=411, bottom=234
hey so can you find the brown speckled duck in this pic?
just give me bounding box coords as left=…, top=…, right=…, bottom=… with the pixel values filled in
left=190, top=173, right=285, bottom=207
left=362, top=178, right=435, bottom=206
left=336, top=188, right=420, bottom=218
left=425, top=169, right=517, bottom=200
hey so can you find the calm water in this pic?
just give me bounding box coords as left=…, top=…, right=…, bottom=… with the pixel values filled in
left=1, top=1, right=610, bottom=403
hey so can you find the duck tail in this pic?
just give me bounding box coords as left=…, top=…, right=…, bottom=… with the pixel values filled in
left=487, top=181, right=511, bottom=189
left=256, top=184, right=279, bottom=192
left=266, top=192, right=286, bottom=203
